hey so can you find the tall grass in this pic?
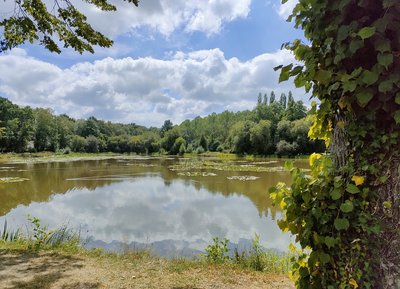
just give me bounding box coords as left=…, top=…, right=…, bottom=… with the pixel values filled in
left=203, top=234, right=293, bottom=273
left=0, top=220, right=20, bottom=242
left=0, top=217, right=81, bottom=252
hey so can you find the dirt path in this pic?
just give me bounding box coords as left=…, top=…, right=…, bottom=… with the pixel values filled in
left=0, top=249, right=294, bottom=289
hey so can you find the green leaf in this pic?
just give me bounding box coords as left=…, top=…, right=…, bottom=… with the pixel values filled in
left=361, top=70, right=379, bottom=86
left=334, top=218, right=350, bottom=230
left=279, top=64, right=293, bottom=82
left=383, top=201, right=392, bottom=208
left=340, top=200, right=354, bottom=213
left=330, top=189, right=342, bottom=200
left=324, top=236, right=336, bottom=249
left=375, top=39, right=391, bottom=53
left=337, top=25, right=349, bottom=42
left=370, top=225, right=380, bottom=234
left=393, top=111, right=400, bottom=125
left=378, top=53, right=393, bottom=69
left=315, top=70, right=332, bottom=85
left=379, top=80, right=393, bottom=93
left=284, top=161, right=294, bottom=171
left=395, top=92, right=400, bottom=105
left=358, top=27, right=376, bottom=40
left=319, top=252, right=331, bottom=264
left=346, top=184, right=360, bottom=194
left=356, top=91, right=374, bottom=107
left=350, top=39, right=363, bottom=54
left=343, top=81, right=356, bottom=92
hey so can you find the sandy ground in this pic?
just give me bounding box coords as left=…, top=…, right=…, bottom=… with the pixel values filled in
left=0, top=249, right=294, bottom=289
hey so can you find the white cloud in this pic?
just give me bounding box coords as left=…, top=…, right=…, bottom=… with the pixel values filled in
left=70, top=0, right=252, bottom=38
left=0, top=48, right=305, bottom=127
left=276, top=0, right=297, bottom=20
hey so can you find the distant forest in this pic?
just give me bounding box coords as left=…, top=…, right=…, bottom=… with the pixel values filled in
left=0, top=92, right=324, bottom=156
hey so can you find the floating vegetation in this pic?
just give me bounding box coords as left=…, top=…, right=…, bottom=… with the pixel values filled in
left=0, top=166, right=16, bottom=172
left=177, top=172, right=217, bottom=177
left=169, top=160, right=285, bottom=173
left=126, top=163, right=157, bottom=167
left=0, top=177, right=30, bottom=183
left=227, top=176, right=260, bottom=181
left=250, top=161, right=278, bottom=165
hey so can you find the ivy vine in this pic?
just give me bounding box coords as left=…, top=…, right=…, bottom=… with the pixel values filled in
left=271, top=1, right=400, bottom=289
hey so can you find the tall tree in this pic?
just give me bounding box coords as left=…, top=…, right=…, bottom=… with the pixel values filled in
left=257, top=93, right=262, bottom=105
left=0, top=0, right=139, bottom=53
left=279, top=93, right=287, bottom=109
left=270, top=91, right=276, bottom=104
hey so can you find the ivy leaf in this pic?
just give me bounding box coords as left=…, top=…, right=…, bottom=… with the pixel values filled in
left=395, top=92, right=400, bottom=105
left=340, top=200, right=354, bottom=213
left=319, top=252, right=331, bottom=264
left=343, top=81, right=356, bottom=92
left=375, top=39, right=391, bottom=53
left=334, top=218, right=350, bottom=230
left=378, top=53, right=393, bottom=69
left=330, top=189, right=342, bottom=200
left=324, top=236, right=336, bottom=249
left=337, top=25, right=349, bottom=42
left=346, top=184, right=360, bottom=194
left=357, top=27, right=376, bottom=40
left=361, top=70, right=379, bottom=86
left=350, top=39, right=363, bottom=54
left=379, top=80, right=393, bottom=93
left=393, top=111, right=400, bottom=125
left=315, top=70, right=332, bottom=85
left=356, top=91, right=373, bottom=107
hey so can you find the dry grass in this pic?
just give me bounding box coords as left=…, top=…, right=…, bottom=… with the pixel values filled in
left=0, top=244, right=294, bottom=289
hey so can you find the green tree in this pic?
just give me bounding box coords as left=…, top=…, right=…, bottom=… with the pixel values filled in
left=0, top=0, right=139, bottom=53
left=228, top=120, right=254, bottom=154
left=70, top=135, right=86, bottom=152
left=250, top=120, right=273, bottom=155
left=279, top=93, right=287, bottom=109
left=34, top=108, right=58, bottom=151
left=160, top=120, right=173, bottom=137
left=257, top=93, right=262, bottom=105
left=199, top=135, right=208, bottom=151
left=171, top=136, right=186, bottom=155
left=272, top=1, right=400, bottom=288
left=269, top=91, right=276, bottom=104
left=161, top=127, right=181, bottom=154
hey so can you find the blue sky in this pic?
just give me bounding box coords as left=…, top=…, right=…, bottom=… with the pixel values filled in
left=0, top=0, right=304, bottom=127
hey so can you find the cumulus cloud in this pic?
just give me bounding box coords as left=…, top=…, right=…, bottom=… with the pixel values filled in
left=276, top=0, right=298, bottom=20
left=0, top=47, right=305, bottom=127
left=65, top=0, right=252, bottom=38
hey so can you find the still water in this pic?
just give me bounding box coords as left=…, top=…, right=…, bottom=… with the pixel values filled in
left=0, top=156, right=305, bottom=256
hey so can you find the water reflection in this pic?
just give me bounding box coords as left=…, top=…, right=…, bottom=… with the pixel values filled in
left=0, top=157, right=304, bottom=255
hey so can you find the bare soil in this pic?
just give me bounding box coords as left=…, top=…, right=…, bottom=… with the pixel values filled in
left=0, top=249, right=294, bottom=289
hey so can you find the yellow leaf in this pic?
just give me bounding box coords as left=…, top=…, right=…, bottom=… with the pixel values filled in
left=349, top=278, right=358, bottom=289
left=309, top=153, right=321, bottom=166
left=351, top=175, right=365, bottom=186
left=279, top=199, right=287, bottom=209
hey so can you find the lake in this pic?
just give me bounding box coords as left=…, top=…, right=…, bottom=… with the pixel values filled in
left=0, top=156, right=306, bottom=257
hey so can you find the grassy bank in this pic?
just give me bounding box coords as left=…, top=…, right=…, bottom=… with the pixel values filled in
left=0, top=221, right=294, bottom=289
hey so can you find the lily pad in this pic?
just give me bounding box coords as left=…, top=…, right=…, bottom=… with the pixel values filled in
left=177, top=172, right=217, bottom=177
left=0, top=177, right=30, bottom=183
left=227, top=176, right=260, bottom=181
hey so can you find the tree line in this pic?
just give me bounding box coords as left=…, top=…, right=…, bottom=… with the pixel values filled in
left=0, top=92, right=324, bottom=156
